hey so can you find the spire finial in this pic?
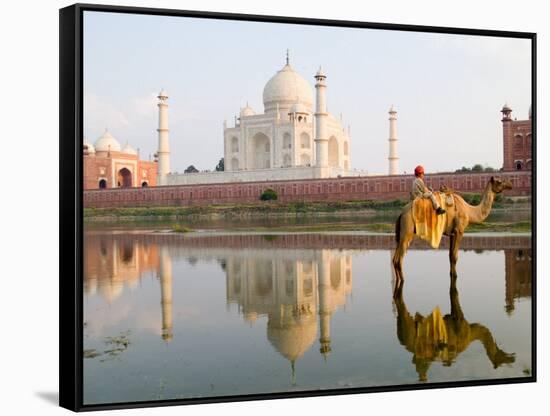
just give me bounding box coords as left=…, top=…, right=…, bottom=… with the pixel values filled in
left=286, top=49, right=289, bottom=65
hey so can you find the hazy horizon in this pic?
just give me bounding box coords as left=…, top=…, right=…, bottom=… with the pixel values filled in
left=83, top=11, right=531, bottom=175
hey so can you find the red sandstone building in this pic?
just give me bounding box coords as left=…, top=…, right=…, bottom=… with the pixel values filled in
left=83, top=129, right=157, bottom=190
left=501, top=104, right=532, bottom=171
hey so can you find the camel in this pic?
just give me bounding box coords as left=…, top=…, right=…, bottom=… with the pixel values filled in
left=392, top=176, right=513, bottom=288
left=393, top=276, right=515, bottom=382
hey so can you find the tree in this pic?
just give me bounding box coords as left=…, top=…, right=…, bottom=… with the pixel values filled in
left=260, top=188, right=278, bottom=201
left=184, top=165, right=199, bottom=173
left=215, top=157, right=224, bottom=171
left=455, top=164, right=496, bottom=173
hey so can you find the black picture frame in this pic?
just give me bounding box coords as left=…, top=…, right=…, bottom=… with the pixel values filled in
left=60, top=3, right=537, bottom=412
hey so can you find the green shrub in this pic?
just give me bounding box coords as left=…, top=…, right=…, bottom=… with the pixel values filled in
left=260, top=188, right=278, bottom=201
left=171, top=223, right=193, bottom=233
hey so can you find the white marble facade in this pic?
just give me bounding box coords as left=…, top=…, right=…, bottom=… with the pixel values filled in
left=223, top=60, right=351, bottom=175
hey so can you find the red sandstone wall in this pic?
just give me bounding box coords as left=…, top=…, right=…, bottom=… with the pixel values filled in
left=83, top=157, right=112, bottom=190
left=137, top=161, right=157, bottom=187
left=83, top=171, right=531, bottom=209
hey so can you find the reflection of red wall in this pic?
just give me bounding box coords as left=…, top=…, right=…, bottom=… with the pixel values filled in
left=102, top=233, right=530, bottom=251
left=504, top=249, right=532, bottom=313
left=84, top=170, right=531, bottom=208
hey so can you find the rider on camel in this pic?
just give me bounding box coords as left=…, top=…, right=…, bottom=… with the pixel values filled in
left=411, top=165, right=446, bottom=215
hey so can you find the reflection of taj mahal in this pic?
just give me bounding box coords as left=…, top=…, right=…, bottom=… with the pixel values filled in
left=226, top=249, right=352, bottom=369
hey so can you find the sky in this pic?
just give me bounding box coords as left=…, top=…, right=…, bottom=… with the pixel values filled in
left=83, top=11, right=531, bottom=174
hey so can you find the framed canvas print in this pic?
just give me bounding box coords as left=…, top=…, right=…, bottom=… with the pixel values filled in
left=59, top=3, right=536, bottom=411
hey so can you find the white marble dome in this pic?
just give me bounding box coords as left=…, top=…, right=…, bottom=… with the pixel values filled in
left=263, top=64, right=313, bottom=114
left=122, top=142, right=138, bottom=156
left=95, top=129, right=121, bottom=152
left=267, top=312, right=317, bottom=362
left=83, top=138, right=95, bottom=155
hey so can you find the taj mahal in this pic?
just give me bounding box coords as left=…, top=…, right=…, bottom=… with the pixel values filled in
left=166, top=54, right=366, bottom=186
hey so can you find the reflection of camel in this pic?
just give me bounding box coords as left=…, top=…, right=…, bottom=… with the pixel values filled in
left=393, top=277, right=515, bottom=382
left=393, top=177, right=512, bottom=286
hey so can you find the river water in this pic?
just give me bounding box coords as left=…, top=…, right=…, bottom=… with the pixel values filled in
left=83, top=230, right=532, bottom=405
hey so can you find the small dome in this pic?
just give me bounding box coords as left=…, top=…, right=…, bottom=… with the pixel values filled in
left=94, top=129, right=121, bottom=152
left=502, top=102, right=512, bottom=111
left=122, top=143, right=138, bottom=156
left=158, top=89, right=168, bottom=99
left=83, top=138, right=95, bottom=155
left=289, top=102, right=309, bottom=114
left=240, top=104, right=256, bottom=117
left=263, top=63, right=313, bottom=114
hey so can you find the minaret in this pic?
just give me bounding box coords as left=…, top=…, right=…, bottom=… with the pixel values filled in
left=159, top=247, right=173, bottom=342
left=388, top=105, right=399, bottom=175
left=314, top=67, right=329, bottom=167
left=157, top=89, right=170, bottom=185
left=501, top=103, right=513, bottom=171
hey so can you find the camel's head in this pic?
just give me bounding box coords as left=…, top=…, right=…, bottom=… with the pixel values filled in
left=490, top=176, right=513, bottom=194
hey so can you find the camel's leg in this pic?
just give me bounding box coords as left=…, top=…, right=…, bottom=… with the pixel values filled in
left=392, top=213, right=414, bottom=296
left=449, top=230, right=463, bottom=279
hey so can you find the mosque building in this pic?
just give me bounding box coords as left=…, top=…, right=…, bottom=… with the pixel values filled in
left=83, top=128, right=157, bottom=190
left=82, top=89, right=172, bottom=190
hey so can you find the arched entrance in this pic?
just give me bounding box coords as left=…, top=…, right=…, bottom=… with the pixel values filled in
left=98, top=179, right=107, bottom=189
left=141, top=181, right=148, bottom=187
left=283, top=154, right=292, bottom=167
left=117, top=168, right=132, bottom=188
left=251, top=132, right=271, bottom=169
left=231, top=157, right=239, bottom=170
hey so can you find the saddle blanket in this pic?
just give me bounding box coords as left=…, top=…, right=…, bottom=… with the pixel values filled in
left=412, top=192, right=447, bottom=248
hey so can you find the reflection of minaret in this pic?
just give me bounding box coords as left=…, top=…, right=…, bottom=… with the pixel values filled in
left=318, top=251, right=332, bottom=359
left=504, top=249, right=532, bottom=314
left=159, top=247, right=173, bottom=342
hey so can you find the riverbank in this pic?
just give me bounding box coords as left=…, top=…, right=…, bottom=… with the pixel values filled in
left=84, top=196, right=530, bottom=222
